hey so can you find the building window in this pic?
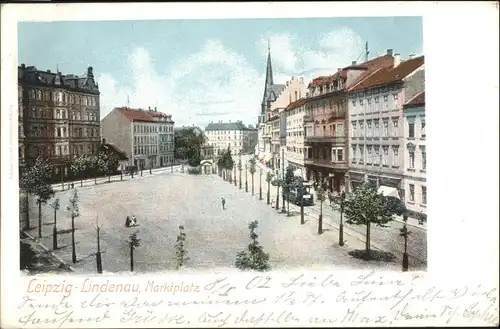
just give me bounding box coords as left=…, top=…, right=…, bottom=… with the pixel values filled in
left=351, top=122, right=356, bottom=137
left=351, top=146, right=356, bottom=163
left=422, top=186, right=427, bottom=205
left=409, top=184, right=415, bottom=202
left=36, top=90, right=42, bottom=100
left=367, top=146, right=373, bottom=164
left=337, top=124, right=343, bottom=137
left=421, top=121, right=426, bottom=138
left=408, top=122, right=415, bottom=138
left=392, top=119, right=398, bottom=137
left=375, top=96, right=379, bottom=103
left=383, top=147, right=388, bottom=165
left=352, top=100, right=356, bottom=107
left=367, top=121, right=372, bottom=137
left=56, top=110, right=61, bottom=119
left=409, top=150, right=415, bottom=168
left=374, top=121, right=379, bottom=137
left=393, top=147, right=399, bottom=166
left=359, top=146, right=364, bottom=164
left=383, top=95, right=388, bottom=102
left=383, top=121, right=388, bottom=137
left=374, top=147, right=380, bottom=165
left=393, top=93, right=398, bottom=101
left=359, top=122, right=364, bottom=137
left=360, top=99, right=363, bottom=105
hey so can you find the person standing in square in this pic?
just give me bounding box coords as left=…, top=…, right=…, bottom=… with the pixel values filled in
left=221, top=197, right=226, bottom=210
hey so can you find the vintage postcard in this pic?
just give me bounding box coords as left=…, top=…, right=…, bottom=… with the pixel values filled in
left=1, top=2, right=498, bottom=328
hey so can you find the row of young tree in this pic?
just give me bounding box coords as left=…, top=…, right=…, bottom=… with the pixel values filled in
left=219, top=156, right=411, bottom=266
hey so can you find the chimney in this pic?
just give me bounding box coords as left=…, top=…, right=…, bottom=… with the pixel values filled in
left=148, top=106, right=151, bottom=111
left=154, top=106, right=157, bottom=111
left=351, top=61, right=357, bottom=65
left=387, top=49, right=393, bottom=56
left=21, top=64, right=25, bottom=69
left=47, top=69, right=51, bottom=73
left=394, top=53, right=401, bottom=68
left=409, top=53, right=415, bottom=60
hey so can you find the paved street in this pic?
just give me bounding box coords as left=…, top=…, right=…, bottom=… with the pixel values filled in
left=232, top=156, right=427, bottom=270
left=27, top=168, right=400, bottom=273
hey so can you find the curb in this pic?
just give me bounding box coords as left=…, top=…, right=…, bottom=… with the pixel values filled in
left=23, top=231, right=75, bottom=272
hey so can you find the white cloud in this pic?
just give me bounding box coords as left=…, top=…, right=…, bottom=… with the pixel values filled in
left=98, top=27, right=366, bottom=128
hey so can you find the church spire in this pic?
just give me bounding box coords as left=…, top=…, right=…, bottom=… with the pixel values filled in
left=264, top=39, right=274, bottom=87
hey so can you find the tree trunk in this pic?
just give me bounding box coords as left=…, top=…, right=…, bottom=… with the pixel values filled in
left=108, top=173, right=110, bottom=183
left=276, top=186, right=280, bottom=210
left=52, top=208, right=58, bottom=250
left=251, top=175, right=254, bottom=196
left=300, top=200, right=304, bottom=224
left=96, top=227, right=102, bottom=273
left=80, top=179, right=83, bottom=187
left=318, top=201, right=323, bottom=234
left=130, top=243, right=134, bottom=272
left=287, top=198, right=290, bottom=216
left=94, top=176, right=97, bottom=184
left=365, top=221, right=371, bottom=258
left=38, top=201, right=42, bottom=238
left=239, top=170, right=242, bottom=189
left=267, top=182, right=270, bottom=204
left=71, top=215, right=77, bottom=263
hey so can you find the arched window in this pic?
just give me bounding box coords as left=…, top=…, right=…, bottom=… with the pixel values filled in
left=36, top=90, right=42, bottom=100
left=57, top=91, right=63, bottom=103
left=76, top=112, right=81, bottom=120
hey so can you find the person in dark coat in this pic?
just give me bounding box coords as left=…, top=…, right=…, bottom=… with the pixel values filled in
left=221, top=197, right=226, bottom=210
left=125, top=216, right=132, bottom=227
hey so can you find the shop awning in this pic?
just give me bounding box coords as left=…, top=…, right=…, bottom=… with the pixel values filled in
left=378, top=186, right=400, bottom=199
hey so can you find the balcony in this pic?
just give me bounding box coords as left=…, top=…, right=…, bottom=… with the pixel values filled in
left=305, top=136, right=347, bottom=144
left=304, top=158, right=349, bottom=169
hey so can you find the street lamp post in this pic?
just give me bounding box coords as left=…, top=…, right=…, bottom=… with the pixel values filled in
left=339, top=190, right=346, bottom=246
left=400, top=213, right=411, bottom=272
left=259, top=169, right=263, bottom=200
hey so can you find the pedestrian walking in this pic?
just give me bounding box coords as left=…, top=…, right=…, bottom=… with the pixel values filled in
left=221, top=197, right=226, bottom=210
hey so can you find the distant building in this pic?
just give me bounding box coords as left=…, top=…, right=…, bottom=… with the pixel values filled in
left=347, top=53, right=425, bottom=200
left=402, top=91, right=426, bottom=217
left=205, top=121, right=257, bottom=156
left=18, top=64, right=100, bottom=180
left=100, top=107, right=175, bottom=169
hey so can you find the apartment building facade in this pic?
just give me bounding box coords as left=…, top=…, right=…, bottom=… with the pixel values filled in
left=205, top=121, right=257, bottom=156
left=301, top=52, right=396, bottom=192
left=101, top=107, right=175, bottom=169
left=285, top=98, right=307, bottom=179
left=18, top=64, right=100, bottom=180
left=347, top=54, right=425, bottom=200
left=402, top=91, right=426, bottom=217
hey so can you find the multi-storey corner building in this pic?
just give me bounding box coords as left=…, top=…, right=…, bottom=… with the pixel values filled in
left=18, top=64, right=100, bottom=179
left=302, top=52, right=395, bottom=192
left=402, top=91, right=426, bottom=217
left=347, top=54, right=425, bottom=200
left=101, top=107, right=175, bottom=169
left=205, top=121, right=257, bottom=156
left=285, top=98, right=307, bottom=178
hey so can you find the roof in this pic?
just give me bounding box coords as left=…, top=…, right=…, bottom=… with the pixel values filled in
left=205, top=121, right=250, bottom=131
left=308, top=70, right=348, bottom=88
left=349, top=56, right=424, bottom=92
left=116, top=107, right=157, bottom=123
left=285, top=98, right=307, bottom=111
left=344, top=54, right=394, bottom=70
left=404, top=91, right=425, bottom=108
left=101, top=143, right=128, bottom=160
left=18, top=64, right=99, bottom=94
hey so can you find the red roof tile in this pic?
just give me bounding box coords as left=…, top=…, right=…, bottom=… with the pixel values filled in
left=348, top=56, right=424, bottom=92
left=285, top=98, right=307, bottom=111
left=404, top=91, right=425, bottom=108
left=116, top=107, right=157, bottom=123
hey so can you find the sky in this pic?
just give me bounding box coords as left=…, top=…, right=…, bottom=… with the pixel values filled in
left=18, top=17, right=423, bottom=128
